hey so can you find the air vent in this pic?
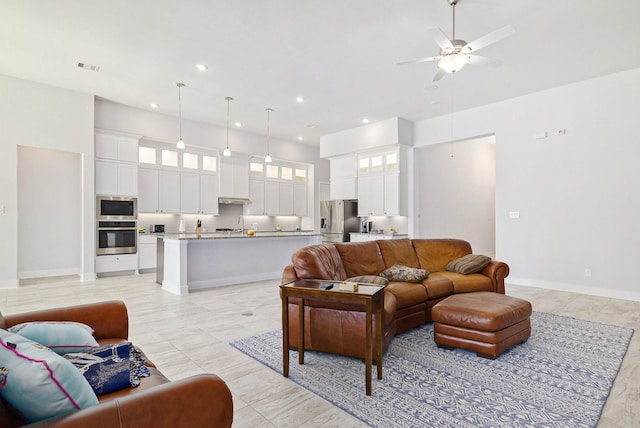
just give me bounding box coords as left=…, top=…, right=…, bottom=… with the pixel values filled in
left=76, top=62, right=100, bottom=72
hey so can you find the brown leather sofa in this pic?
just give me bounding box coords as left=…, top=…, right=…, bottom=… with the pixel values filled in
left=0, top=301, right=233, bottom=428
left=281, top=238, right=509, bottom=359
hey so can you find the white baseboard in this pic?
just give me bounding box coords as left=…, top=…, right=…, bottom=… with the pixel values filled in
left=18, top=268, right=80, bottom=280
left=188, top=271, right=281, bottom=291
left=507, top=276, right=640, bottom=302
left=0, top=279, right=18, bottom=289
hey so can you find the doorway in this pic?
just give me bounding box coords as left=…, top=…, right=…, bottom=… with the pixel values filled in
left=414, top=135, right=496, bottom=256
left=17, top=146, right=82, bottom=279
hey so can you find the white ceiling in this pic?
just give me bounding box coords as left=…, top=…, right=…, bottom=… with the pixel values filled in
left=2, top=1, right=640, bottom=146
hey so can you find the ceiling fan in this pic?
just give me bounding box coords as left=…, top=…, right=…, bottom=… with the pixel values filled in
left=397, top=0, right=515, bottom=82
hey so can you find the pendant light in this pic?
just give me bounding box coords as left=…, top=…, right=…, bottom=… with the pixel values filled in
left=176, top=82, right=186, bottom=149
left=264, top=107, right=273, bottom=163
left=223, top=96, right=233, bottom=157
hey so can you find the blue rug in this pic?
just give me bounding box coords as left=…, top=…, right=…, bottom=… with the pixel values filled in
left=230, top=312, right=633, bottom=427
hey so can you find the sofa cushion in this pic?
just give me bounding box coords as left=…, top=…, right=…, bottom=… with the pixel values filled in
left=0, top=329, right=99, bottom=423
left=437, top=271, right=493, bottom=293
left=334, top=241, right=386, bottom=277
left=420, top=273, right=455, bottom=299
left=292, top=244, right=347, bottom=280
left=346, top=275, right=389, bottom=286
left=412, top=239, right=472, bottom=272
left=8, top=321, right=99, bottom=355
left=384, top=281, right=429, bottom=309
left=446, top=254, right=492, bottom=274
left=380, top=264, right=429, bottom=283
left=377, top=239, right=420, bottom=269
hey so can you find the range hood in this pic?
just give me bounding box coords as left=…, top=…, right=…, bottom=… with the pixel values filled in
left=218, top=197, right=251, bottom=205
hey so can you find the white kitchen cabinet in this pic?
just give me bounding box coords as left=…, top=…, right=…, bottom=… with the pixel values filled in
left=357, top=174, right=384, bottom=217
left=200, top=174, right=219, bottom=215
left=138, top=234, right=157, bottom=270
left=220, top=155, right=249, bottom=199
left=95, top=132, right=138, bottom=197
left=95, top=133, right=138, bottom=163
left=330, top=155, right=357, bottom=200
left=350, top=233, right=407, bottom=242
left=293, top=182, right=308, bottom=216
left=95, top=160, right=138, bottom=196
left=181, top=172, right=200, bottom=214
left=138, top=168, right=180, bottom=213
left=158, top=170, right=181, bottom=213
left=246, top=179, right=265, bottom=215
left=96, top=254, right=138, bottom=274
left=264, top=180, right=280, bottom=215
left=138, top=168, right=159, bottom=213
left=279, top=182, right=294, bottom=215
left=383, top=172, right=401, bottom=216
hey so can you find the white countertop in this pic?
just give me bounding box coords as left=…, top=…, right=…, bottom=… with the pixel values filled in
left=157, top=231, right=320, bottom=240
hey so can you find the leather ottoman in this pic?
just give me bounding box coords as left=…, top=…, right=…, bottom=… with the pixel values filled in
left=431, top=291, right=532, bottom=359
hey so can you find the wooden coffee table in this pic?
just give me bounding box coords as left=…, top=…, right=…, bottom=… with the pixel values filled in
left=280, top=279, right=384, bottom=396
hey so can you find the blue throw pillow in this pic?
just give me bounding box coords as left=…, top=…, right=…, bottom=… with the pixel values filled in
left=8, top=321, right=99, bottom=355
left=0, top=329, right=98, bottom=423
left=64, top=343, right=132, bottom=395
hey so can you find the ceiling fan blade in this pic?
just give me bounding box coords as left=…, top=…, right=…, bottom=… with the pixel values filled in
left=396, top=56, right=440, bottom=66
left=428, top=28, right=454, bottom=51
left=467, top=54, right=503, bottom=68
left=432, top=68, right=446, bottom=82
left=462, top=25, right=515, bottom=53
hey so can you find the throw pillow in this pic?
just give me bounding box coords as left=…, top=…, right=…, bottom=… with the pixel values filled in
left=346, top=275, right=389, bottom=286
left=9, top=321, right=99, bottom=355
left=0, top=329, right=98, bottom=423
left=445, top=254, right=492, bottom=274
left=379, top=264, right=429, bottom=283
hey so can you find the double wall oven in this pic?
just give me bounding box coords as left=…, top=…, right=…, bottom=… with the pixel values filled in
left=96, top=196, right=137, bottom=255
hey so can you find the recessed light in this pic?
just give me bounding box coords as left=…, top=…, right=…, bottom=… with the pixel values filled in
left=362, top=118, right=370, bottom=124
left=195, top=64, right=208, bottom=71
left=430, top=100, right=441, bottom=105
left=295, top=96, right=304, bottom=103
left=235, top=122, right=242, bottom=127
left=297, top=136, right=303, bottom=141
left=150, top=103, right=159, bottom=108
left=304, top=124, right=318, bottom=129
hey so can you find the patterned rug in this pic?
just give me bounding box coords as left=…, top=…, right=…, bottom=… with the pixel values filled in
left=230, top=312, right=633, bottom=427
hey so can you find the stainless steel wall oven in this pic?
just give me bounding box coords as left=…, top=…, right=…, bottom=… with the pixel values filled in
left=96, top=221, right=137, bottom=255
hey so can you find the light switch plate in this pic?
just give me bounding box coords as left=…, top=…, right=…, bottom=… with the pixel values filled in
left=509, top=211, right=520, bottom=219
left=0, top=205, right=5, bottom=214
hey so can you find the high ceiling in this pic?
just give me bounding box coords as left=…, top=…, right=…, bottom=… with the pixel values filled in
left=2, top=1, right=640, bottom=146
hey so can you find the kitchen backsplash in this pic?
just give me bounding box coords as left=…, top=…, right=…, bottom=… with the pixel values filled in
left=139, top=204, right=304, bottom=234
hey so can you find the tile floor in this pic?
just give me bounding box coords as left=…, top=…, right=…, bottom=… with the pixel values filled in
left=2, top=274, right=638, bottom=427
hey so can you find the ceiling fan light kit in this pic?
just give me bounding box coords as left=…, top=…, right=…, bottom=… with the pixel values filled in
left=397, top=0, right=515, bottom=81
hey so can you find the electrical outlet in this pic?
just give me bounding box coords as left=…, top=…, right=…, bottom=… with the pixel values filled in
left=0, top=205, right=5, bottom=214
left=585, top=268, right=592, bottom=278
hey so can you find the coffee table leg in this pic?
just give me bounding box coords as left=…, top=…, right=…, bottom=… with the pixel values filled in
left=365, top=299, right=372, bottom=396
left=298, top=298, right=305, bottom=365
left=282, top=293, right=289, bottom=377
left=377, top=292, right=383, bottom=380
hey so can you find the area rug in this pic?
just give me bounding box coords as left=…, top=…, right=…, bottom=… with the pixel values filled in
left=230, top=312, right=633, bottom=427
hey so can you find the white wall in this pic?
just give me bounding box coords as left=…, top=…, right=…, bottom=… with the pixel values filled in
left=414, top=137, right=496, bottom=256
left=413, top=67, right=640, bottom=301
left=18, top=147, right=82, bottom=277
left=0, top=74, right=95, bottom=287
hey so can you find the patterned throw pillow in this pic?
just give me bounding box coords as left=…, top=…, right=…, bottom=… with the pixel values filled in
left=9, top=321, right=99, bottom=355
left=346, top=275, right=389, bottom=286
left=0, top=329, right=98, bottom=423
left=379, top=264, right=429, bottom=283
left=445, top=254, right=492, bottom=275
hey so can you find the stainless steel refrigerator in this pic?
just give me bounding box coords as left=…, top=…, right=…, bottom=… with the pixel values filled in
left=320, top=199, right=359, bottom=243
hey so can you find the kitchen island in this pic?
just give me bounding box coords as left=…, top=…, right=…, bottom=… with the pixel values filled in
left=159, top=231, right=322, bottom=295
